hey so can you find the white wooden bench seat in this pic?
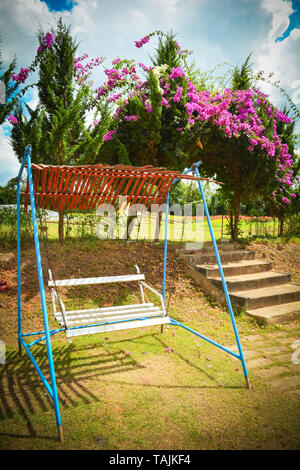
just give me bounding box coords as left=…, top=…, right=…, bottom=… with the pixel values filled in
left=48, top=266, right=169, bottom=339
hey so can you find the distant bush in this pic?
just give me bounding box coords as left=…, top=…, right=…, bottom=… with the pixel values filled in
left=284, top=213, right=300, bottom=238
left=0, top=206, right=32, bottom=244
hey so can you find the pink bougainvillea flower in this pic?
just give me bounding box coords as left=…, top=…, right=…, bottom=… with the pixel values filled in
left=124, top=115, right=138, bottom=122
left=11, top=67, right=29, bottom=83
left=43, top=32, right=54, bottom=48
left=144, top=101, right=152, bottom=113
left=8, top=114, right=18, bottom=124
left=173, top=86, right=183, bottom=103
left=37, top=32, right=54, bottom=53
left=169, top=66, right=183, bottom=80
left=103, top=130, right=115, bottom=141
left=134, top=36, right=150, bottom=48
left=165, top=347, right=174, bottom=353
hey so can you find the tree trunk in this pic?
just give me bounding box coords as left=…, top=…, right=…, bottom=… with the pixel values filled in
left=229, top=210, right=234, bottom=240
left=277, top=207, right=284, bottom=237
left=279, top=217, right=284, bottom=237
left=232, top=190, right=240, bottom=242
left=154, top=211, right=162, bottom=241
left=58, top=211, right=64, bottom=244
left=127, top=215, right=137, bottom=240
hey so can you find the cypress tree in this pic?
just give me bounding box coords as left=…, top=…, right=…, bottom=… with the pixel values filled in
left=10, top=19, right=110, bottom=242
left=0, top=37, right=19, bottom=125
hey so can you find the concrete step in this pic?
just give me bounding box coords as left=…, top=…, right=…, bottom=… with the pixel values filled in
left=187, top=250, right=256, bottom=265
left=246, top=301, right=300, bottom=325
left=195, top=260, right=273, bottom=277
left=230, top=283, right=300, bottom=310
left=177, top=243, right=243, bottom=256
left=209, top=271, right=291, bottom=292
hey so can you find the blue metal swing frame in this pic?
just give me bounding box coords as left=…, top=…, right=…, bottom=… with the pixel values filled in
left=162, top=162, right=250, bottom=388
left=16, top=146, right=250, bottom=442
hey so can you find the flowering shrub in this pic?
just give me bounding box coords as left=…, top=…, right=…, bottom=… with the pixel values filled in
left=7, top=26, right=297, bottom=208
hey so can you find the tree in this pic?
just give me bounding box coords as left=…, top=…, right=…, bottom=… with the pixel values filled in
left=96, top=31, right=196, bottom=172
left=231, top=54, right=253, bottom=92
left=29, top=29, right=295, bottom=246
left=181, top=55, right=297, bottom=241
left=150, top=31, right=181, bottom=74
left=0, top=178, right=17, bottom=204
left=0, top=37, right=19, bottom=125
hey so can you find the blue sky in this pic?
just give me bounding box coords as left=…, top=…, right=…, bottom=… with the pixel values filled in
left=42, top=0, right=77, bottom=12
left=276, top=0, right=300, bottom=40
left=0, top=0, right=299, bottom=185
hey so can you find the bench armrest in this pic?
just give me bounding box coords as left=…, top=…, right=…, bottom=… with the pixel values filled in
left=140, top=281, right=166, bottom=316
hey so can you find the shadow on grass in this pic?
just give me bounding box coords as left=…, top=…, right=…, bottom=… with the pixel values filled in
left=0, top=328, right=245, bottom=442
left=0, top=341, right=140, bottom=441
left=101, top=331, right=245, bottom=390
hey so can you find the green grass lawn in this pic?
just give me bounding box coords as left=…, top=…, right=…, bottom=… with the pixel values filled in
left=0, top=239, right=299, bottom=450
left=1, top=327, right=299, bottom=450
left=39, top=215, right=279, bottom=242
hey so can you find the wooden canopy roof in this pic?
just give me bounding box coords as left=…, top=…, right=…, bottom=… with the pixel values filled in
left=23, top=162, right=221, bottom=211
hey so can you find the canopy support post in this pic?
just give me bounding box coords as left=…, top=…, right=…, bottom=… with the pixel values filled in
left=17, top=145, right=64, bottom=440
left=161, top=191, right=170, bottom=333
left=17, top=180, right=22, bottom=356
left=193, top=163, right=250, bottom=390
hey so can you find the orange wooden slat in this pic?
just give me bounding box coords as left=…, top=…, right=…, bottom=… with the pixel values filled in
left=23, top=163, right=224, bottom=212
left=73, top=172, right=93, bottom=210
left=68, top=172, right=85, bottom=211
left=44, top=169, right=55, bottom=209
left=96, top=175, right=118, bottom=207
left=57, top=170, right=72, bottom=211
left=89, top=174, right=113, bottom=210
left=33, top=167, right=40, bottom=208
left=78, top=173, right=100, bottom=210
left=39, top=168, right=48, bottom=209
left=49, top=170, right=61, bottom=210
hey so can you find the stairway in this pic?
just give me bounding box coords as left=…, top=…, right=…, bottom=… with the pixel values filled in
left=178, top=241, right=300, bottom=325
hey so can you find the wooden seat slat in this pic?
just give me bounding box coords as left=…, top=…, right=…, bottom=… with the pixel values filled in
left=66, top=317, right=171, bottom=338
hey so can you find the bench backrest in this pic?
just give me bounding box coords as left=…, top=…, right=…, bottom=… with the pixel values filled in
left=48, top=274, right=145, bottom=287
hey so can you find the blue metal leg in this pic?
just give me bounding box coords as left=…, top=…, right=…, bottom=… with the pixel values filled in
left=194, top=165, right=250, bottom=389
left=161, top=192, right=170, bottom=334
left=17, top=182, right=22, bottom=356
left=162, top=192, right=170, bottom=304
left=26, top=150, right=64, bottom=440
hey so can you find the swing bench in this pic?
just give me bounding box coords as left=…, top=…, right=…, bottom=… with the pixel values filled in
left=48, top=266, right=170, bottom=339
left=17, top=145, right=251, bottom=443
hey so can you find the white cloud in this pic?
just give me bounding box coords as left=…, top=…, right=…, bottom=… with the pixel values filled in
left=150, top=0, right=181, bottom=14
left=254, top=0, right=300, bottom=107
left=261, top=0, right=293, bottom=38
left=26, top=88, right=39, bottom=111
